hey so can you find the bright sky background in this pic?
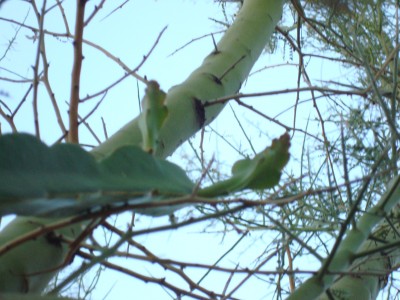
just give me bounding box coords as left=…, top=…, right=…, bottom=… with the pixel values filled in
left=0, top=1, right=350, bottom=299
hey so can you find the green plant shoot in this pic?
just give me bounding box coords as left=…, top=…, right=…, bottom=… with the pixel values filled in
left=138, top=80, right=168, bottom=153
left=199, top=133, right=290, bottom=197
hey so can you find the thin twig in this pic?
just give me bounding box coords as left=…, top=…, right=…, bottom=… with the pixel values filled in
left=31, top=0, right=47, bottom=139
left=84, top=0, right=107, bottom=25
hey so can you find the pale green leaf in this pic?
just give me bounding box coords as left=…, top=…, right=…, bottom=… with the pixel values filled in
left=198, top=133, right=290, bottom=197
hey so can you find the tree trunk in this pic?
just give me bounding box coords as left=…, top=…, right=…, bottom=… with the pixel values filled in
left=287, top=177, right=400, bottom=300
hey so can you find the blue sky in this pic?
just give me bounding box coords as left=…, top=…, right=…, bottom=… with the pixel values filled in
left=0, top=1, right=347, bottom=299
